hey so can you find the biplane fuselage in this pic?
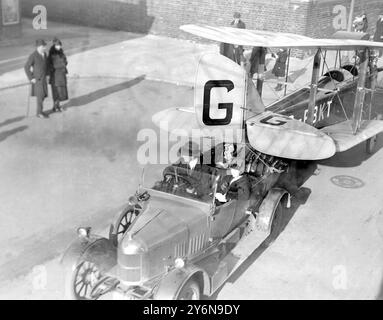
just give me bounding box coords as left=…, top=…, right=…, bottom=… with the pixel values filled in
left=267, top=69, right=381, bottom=129
left=268, top=67, right=382, bottom=129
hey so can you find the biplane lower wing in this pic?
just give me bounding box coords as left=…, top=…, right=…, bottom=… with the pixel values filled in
left=321, top=120, right=383, bottom=152
left=246, top=112, right=336, bottom=160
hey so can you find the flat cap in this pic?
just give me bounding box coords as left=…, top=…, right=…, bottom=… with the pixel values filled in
left=35, top=39, right=47, bottom=47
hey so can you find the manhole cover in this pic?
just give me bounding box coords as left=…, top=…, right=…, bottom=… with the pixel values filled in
left=330, top=175, right=365, bottom=189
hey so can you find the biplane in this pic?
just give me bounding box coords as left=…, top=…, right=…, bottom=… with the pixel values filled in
left=153, top=25, right=383, bottom=160
left=61, top=26, right=383, bottom=301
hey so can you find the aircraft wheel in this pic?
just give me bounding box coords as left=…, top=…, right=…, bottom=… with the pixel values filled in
left=366, top=135, right=378, bottom=154
left=176, top=279, right=201, bottom=300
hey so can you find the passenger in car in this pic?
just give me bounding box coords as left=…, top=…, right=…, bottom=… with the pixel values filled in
left=215, top=167, right=251, bottom=204
left=215, top=143, right=246, bottom=174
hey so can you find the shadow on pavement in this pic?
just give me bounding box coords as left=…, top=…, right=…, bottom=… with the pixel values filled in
left=0, top=126, right=28, bottom=143
left=0, top=116, right=25, bottom=129
left=59, top=75, right=146, bottom=111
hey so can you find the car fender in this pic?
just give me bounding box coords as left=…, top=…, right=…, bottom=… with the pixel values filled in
left=256, top=188, right=289, bottom=232
left=154, top=265, right=210, bottom=300
left=61, top=235, right=117, bottom=273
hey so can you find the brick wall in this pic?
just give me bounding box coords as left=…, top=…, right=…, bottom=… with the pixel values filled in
left=143, top=0, right=311, bottom=39
left=21, top=0, right=155, bottom=33
left=20, top=0, right=383, bottom=40
left=307, top=0, right=383, bottom=38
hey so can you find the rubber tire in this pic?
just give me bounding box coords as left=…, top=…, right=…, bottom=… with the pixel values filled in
left=366, top=135, right=378, bottom=154
left=176, top=279, right=201, bottom=300
left=64, top=260, right=99, bottom=300
left=263, top=201, right=284, bottom=247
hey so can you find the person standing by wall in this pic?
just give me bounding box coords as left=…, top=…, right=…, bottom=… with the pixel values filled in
left=231, top=11, right=246, bottom=29
left=374, top=12, right=383, bottom=57
left=220, top=12, right=246, bottom=66
left=24, top=39, right=49, bottom=119
left=272, top=48, right=288, bottom=91
left=48, top=38, right=69, bottom=112
left=249, top=47, right=267, bottom=79
left=230, top=12, right=246, bottom=67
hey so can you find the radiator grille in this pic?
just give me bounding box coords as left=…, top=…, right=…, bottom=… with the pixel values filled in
left=118, top=253, right=142, bottom=283
left=175, top=241, right=187, bottom=257
left=188, top=234, right=206, bottom=255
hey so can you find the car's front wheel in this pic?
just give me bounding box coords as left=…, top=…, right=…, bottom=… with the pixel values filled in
left=64, top=260, right=102, bottom=300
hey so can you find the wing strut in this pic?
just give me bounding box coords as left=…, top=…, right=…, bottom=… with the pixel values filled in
left=255, top=47, right=266, bottom=96
left=307, top=49, right=321, bottom=125
left=351, top=48, right=369, bottom=134
left=284, top=49, right=291, bottom=96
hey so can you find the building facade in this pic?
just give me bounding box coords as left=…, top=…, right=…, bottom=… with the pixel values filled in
left=20, top=0, right=383, bottom=40
left=0, top=0, right=22, bottom=39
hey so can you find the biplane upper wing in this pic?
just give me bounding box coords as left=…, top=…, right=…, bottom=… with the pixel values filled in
left=180, top=24, right=383, bottom=50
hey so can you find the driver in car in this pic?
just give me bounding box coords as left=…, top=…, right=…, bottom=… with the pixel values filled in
left=163, top=141, right=216, bottom=199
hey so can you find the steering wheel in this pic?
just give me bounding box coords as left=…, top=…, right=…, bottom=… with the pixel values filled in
left=163, top=171, right=196, bottom=195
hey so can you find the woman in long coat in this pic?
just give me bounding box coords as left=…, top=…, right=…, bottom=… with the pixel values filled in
left=48, top=38, right=68, bottom=112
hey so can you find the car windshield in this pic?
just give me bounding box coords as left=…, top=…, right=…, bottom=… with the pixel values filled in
left=143, top=164, right=218, bottom=204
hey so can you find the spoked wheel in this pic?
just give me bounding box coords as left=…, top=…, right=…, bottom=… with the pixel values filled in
left=115, top=206, right=140, bottom=242
left=176, top=279, right=201, bottom=300
left=67, top=261, right=102, bottom=300
left=366, top=135, right=378, bottom=154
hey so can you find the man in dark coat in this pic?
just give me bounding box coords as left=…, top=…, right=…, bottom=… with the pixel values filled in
left=24, top=39, right=49, bottom=119
left=272, top=48, right=288, bottom=91
left=220, top=12, right=246, bottom=66
left=231, top=12, right=246, bottom=29
left=374, top=12, right=383, bottom=56
left=231, top=12, right=246, bottom=66
left=249, top=47, right=267, bottom=79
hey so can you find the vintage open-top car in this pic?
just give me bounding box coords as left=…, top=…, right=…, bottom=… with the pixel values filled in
left=61, top=149, right=293, bottom=300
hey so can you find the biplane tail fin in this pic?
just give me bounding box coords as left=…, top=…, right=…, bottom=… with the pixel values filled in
left=153, top=53, right=259, bottom=143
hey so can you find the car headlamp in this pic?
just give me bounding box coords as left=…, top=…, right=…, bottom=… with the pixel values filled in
left=174, top=258, right=185, bottom=269
left=77, top=227, right=91, bottom=238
